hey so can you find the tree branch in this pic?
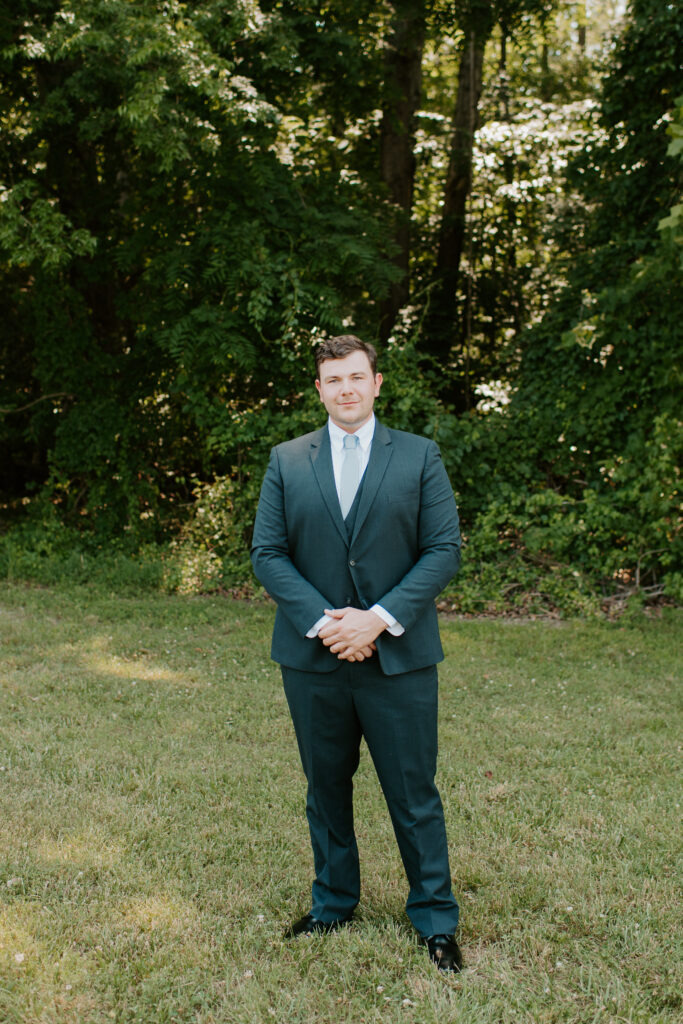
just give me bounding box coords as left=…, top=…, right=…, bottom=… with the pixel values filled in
left=0, top=392, right=73, bottom=414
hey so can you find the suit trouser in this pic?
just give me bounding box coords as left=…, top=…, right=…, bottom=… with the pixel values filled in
left=281, top=657, right=459, bottom=938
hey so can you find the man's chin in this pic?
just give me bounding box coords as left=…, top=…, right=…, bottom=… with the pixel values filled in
left=333, top=410, right=371, bottom=431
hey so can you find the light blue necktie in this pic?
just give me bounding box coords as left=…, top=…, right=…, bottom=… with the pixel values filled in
left=340, top=434, right=361, bottom=518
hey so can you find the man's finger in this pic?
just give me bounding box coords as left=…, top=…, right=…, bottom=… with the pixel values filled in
left=320, top=630, right=348, bottom=646
left=321, top=630, right=354, bottom=647
left=323, top=607, right=349, bottom=619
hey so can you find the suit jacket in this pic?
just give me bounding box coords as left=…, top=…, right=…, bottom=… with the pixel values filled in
left=250, top=420, right=461, bottom=676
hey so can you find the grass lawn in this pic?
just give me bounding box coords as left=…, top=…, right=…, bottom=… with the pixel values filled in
left=0, top=582, right=680, bottom=1023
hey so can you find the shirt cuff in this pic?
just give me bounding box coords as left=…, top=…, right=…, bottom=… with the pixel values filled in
left=306, top=614, right=331, bottom=638
left=371, top=604, right=405, bottom=636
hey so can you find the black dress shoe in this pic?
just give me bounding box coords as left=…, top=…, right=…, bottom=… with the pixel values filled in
left=422, top=934, right=463, bottom=972
left=284, top=912, right=353, bottom=938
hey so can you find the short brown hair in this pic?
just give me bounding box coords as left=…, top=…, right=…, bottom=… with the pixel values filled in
left=314, top=335, right=378, bottom=377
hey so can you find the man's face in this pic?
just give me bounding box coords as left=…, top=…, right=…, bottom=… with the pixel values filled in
left=315, top=351, right=382, bottom=433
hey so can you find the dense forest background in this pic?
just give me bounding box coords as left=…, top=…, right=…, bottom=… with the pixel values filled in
left=1, top=0, right=681, bottom=613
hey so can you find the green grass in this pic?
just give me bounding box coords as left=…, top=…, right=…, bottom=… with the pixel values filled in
left=0, top=582, right=681, bottom=1023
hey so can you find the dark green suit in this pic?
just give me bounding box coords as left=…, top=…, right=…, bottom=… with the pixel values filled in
left=251, top=420, right=461, bottom=935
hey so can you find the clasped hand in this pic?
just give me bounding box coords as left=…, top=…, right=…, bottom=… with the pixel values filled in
left=318, top=607, right=386, bottom=662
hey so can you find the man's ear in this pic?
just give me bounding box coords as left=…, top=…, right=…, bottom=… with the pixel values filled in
left=374, top=372, right=383, bottom=397
left=315, top=379, right=322, bottom=398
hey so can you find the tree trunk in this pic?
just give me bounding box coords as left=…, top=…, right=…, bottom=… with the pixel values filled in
left=378, top=0, right=426, bottom=344
left=540, top=39, right=553, bottom=102
left=424, top=30, right=485, bottom=367
left=577, top=1, right=587, bottom=53
left=499, top=28, right=509, bottom=120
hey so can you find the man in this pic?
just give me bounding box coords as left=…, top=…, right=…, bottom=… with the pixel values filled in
left=251, top=334, right=463, bottom=972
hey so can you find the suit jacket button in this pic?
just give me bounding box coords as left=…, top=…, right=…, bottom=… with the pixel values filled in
left=349, top=559, right=356, bottom=566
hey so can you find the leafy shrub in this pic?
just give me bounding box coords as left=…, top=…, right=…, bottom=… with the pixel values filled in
left=164, top=476, right=257, bottom=594
left=0, top=497, right=166, bottom=591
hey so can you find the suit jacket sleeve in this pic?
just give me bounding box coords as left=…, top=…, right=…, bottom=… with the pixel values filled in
left=251, top=446, right=331, bottom=636
left=375, top=440, right=461, bottom=632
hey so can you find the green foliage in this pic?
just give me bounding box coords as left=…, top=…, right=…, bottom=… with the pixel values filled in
left=1, top=1, right=681, bottom=615
left=658, top=94, right=683, bottom=266
left=445, top=411, right=682, bottom=613
left=0, top=180, right=97, bottom=270
left=166, top=475, right=256, bottom=594
left=0, top=0, right=397, bottom=539
left=460, top=0, right=683, bottom=607
left=0, top=511, right=166, bottom=592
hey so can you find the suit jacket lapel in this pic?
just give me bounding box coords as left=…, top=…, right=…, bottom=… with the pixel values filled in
left=309, top=426, right=348, bottom=545
left=351, top=420, right=393, bottom=543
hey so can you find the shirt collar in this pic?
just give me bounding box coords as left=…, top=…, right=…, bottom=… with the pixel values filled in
left=328, top=413, right=376, bottom=451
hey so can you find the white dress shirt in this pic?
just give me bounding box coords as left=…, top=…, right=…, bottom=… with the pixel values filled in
left=306, top=415, right=405, bottom=639
left=328, top=414, right=375, bottom=498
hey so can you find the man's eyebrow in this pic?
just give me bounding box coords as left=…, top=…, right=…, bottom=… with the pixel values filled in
left=322, top=368, right=369, bottom=382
